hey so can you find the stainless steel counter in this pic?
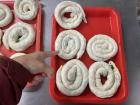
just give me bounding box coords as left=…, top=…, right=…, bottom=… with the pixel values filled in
left=19, top=0, right=140, bottom=105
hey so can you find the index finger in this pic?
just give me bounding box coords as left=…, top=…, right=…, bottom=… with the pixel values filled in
left=37, top=51, right=58, bottom=60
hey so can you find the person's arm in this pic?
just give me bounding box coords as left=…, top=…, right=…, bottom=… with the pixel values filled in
left=0, top=51, right=57, bottom=105
left=0, top=56, right=32, bottom=105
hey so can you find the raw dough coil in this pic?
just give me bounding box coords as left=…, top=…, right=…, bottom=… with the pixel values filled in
left=10, top=53, right=26, bottom=59
left=0, top=3, right=13, bottom=27
left=55, top=30, right=86, bottom=59
left=87, top=34, right=118, bottom=61
left=14, top=0, right=38, bottom=20
left=54, top=1, right=87, bottom=29
left=89, top=61, right=121, bottom=98
left=56, top=59, right=88, bottom=96
left=3, top=22, right=35, bottom=51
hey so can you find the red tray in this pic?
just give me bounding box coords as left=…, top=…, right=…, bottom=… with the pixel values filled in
left=0, top=0, right=42, bottom=57
left=50, top=7, right=128, bottom=104
left=0, top=0, right=42, bottom=88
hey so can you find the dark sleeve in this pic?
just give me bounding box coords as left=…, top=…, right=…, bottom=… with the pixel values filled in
left=0, top=56, right=33, bottom=105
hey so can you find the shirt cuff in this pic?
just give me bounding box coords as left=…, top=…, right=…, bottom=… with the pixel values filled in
left=0, top=56, right=33, bottom=88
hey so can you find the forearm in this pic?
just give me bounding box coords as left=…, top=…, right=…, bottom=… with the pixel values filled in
left=0, top=56, right=33, bottom=105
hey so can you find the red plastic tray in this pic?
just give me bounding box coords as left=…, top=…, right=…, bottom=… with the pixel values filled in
left=50, top=7, right=128, bottom=104
left=0, top=0, right=42, bottom=57
left=0, top=0, right=42, bottom=88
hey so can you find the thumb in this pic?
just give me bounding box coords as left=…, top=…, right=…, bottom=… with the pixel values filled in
left=43, top=64, right=54, bottom=78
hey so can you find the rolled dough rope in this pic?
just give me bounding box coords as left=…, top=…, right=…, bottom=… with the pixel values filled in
left=89, top=61, right=121, bottom=98
left=54, top=1, right=87, bottom=29
left=55, top=30, right=86, bottom=59
left=56, top=59, right=88, bottom=96
left=87, top=34, right=118, bottom=61
left=10, top=53, right=26, bottom=59
left=0, top=3, right=13, bottom=27
left=2, top=22, right=35, bottom=51
left=0, top=29, right=3, bottom=45
left=14, top=0, right=38, bottom=20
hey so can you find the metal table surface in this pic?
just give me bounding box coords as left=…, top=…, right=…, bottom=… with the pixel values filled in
left=19, top=0, right=140, bottom=105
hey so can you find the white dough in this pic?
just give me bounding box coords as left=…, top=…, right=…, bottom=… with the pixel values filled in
left=14, top=0, right=38, bottom=20
left=89, top=61, right=121, bottom=98
left=55, top=30, right=86, bottom=59
left=2, top=22, right=35, bottom=51
left=10, top=53, right=26, bottom=59
left=0, top=3, right=13, bottom=27
left=87, top=34, right=118, bottom=61
left=54, top=1, right=87, bottom=29
left=56, top=59, right=88, bottom=96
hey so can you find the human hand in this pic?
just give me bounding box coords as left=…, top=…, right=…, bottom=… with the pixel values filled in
left=13, top=51, right=57, bottom=86
left=13, top=51, right=58, bottom=78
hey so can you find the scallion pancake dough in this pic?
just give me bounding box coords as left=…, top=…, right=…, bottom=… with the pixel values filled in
left=54, top=1, right=87, bottom=29
left=0, top=3, right=13, bottom=27
left=14, top=0, right=38, bottom=20
left=55, top=30, right=86, bottom=59
left=89, top=61, right=121, bottom=98
left=2, top=22, right=35, bottom=51
left=87, top=34, right=118, bottom=61
left=10, top=53, right=26, bottom=59
left=56, top=59, right=88, bottom=96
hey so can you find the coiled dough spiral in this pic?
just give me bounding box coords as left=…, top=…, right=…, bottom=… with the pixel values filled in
left=54, top=1, right=87, bottom=29
left=56, top=59, right=88, bottom=96
left=3, top=22, right=35, bottom=51
left=14, top=0, right=38, bottom=20
left=10, top=53, right=26, bottom=59
left=89, top=61, right=121, bottom=98
left=87, top=34, right=118, bottom=61
left=0, top=3, right=13, bottom=27
left=55, top=30, right=86, bottom=59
